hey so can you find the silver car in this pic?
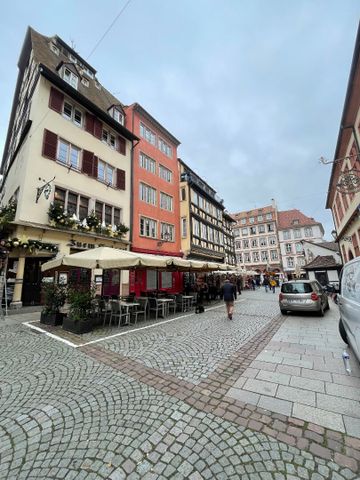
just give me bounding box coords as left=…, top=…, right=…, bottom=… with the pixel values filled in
left=338, top=258, right=360, bottom=362
left=279, top=280, right=329, bottom=316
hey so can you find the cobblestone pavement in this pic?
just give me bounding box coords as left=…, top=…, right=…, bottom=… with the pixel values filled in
left=0, top=292, right=359, bottom=478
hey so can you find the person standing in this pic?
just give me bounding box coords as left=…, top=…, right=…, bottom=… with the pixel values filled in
left=270, top=277, right=276, bottom=293
left=236, top=276, right=242, bottom=295
left=263, top=276, right=269, bottom=292
left=222, top=279, right=237, bottom=320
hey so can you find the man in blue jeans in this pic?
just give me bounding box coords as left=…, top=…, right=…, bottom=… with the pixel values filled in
left=222, top=279, right=237, bottom=320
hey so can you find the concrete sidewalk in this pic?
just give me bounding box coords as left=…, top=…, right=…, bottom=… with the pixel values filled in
left=227, top=297, right=360, bottom=438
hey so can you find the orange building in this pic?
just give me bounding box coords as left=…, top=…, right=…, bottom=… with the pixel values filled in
left=124, top=103, right=182, bottom=294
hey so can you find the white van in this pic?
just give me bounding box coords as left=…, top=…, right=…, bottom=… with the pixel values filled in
left=338, top=257, right=360, bottom=362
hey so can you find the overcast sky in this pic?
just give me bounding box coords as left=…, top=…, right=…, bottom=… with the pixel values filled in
left=1, top=0, right=359, bottom=238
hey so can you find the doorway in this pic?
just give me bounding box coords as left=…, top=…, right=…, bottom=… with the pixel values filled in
left=314, top=270, right=328, bottom=286
left=22, top=257, right=47, bottom=305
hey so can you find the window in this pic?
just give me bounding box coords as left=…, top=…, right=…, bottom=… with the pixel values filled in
left=270, top=250, right=278, bottom=260
left=242, top=227, right=248, bottom=236
left=81, top=78, right=89, bottom=87
left=159, top=164, right=172, bottom=183
left=243, top=239, right=249, bottom=248
left=287, top=257, right=294, bottom=268
left=240, top=218, right=246, bottom=225
left=160, top=192, right=173, bottom=211
left=200, top=223, right=207, bottom=239
left=57, top=139, right=80, bottom=169
left=102, top=128, right=116, bottom=149
left=269, top=236, right=277, bottom=245
left=251, top=239, right=258, bottom=248
left=294, top=229, right=301, bottom=239
left=233, top=228, right=240, bottom=237
left=181, top=188, right=186, bottom=201
left=160, top=223, right=174, bottom=241
left=54, top=188, right=89, bottom=221
left=158, top=138, right=172, bottom=157
left=181, top=218, right=187, bottom=238
left=112, top=108, right=124, bottom=125
left=250, top=226, right=257, bottom=235
left=258, top=225, right=265, bottom=233
left=236, top=253, right=243, bottom=263
left=295, top=243, right=303, bottom=253
left=62, top=67, right=78, bottom=89
left=257, top=215, right=263, bottom=221
left=139, top=153, right=156, bottom=174
left=285, top=243, right=292, bottom=253
left=50, top=43, right=59, bottom=55
left=140, top=183, right=157, bottom=205
left=266, top=213, right=272, bottom=220
left=283, top=230, right=291, bottom=240
left=235, top=241, right=241, bottom=249
left=298, top=257, right=305, bottom=266
left=259, top=237, right=267, bottom=247
left=79, top=196, right=89, bottom=221
left=140, top=217, right=157, bottom=238
left=191, top=190, right=199, bottom=206
left=62, top=101, right=82, bottom=127
left=54, top=187, right=66, bottom=208
left=249, top=217, right=255, bottom=224
left=292, top=219, right=300, bottom=225
left=94, top=202, right=120, bottom=224
left=67, top=192, right=77, bottom=216
left=97, top=160, right=114, bottom=186
left=305, top=227, right=313, bottom=237
left=244, top=253, right=251, bottom=263
left=192, top=218, right=200, bottom=236
left=140, top=122, right=156, bottom=146
left=267, top=223, right=274, bottom=232
left=253, top=252, right=260, bottom=262
left=261, top=251, right=268, bottom=261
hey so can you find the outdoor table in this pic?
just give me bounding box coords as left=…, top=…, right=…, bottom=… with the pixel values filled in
left=182, top=295, right=195, bottom=312
left=119, top=301, right=140, bottom=326
left=156, top=298, right=173, bottom=318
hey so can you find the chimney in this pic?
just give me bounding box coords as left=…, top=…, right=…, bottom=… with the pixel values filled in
left=271, top=198, right=277, bottom=209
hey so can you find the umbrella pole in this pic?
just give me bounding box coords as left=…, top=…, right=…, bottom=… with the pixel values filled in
left=119, top=269, right=122, bottom=298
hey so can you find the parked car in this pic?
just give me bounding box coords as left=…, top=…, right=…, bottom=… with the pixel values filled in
left=279, top=280, right=329, bottom=316
left=338, top=257, right=360, bottom=362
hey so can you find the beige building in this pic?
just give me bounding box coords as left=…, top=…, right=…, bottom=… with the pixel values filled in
left=0, top=28, right=137, bottom=306
left=178, top=159, right=235, bottom=265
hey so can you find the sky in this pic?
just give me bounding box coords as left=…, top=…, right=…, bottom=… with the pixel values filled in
left=0, top=0, right=359, bottom=239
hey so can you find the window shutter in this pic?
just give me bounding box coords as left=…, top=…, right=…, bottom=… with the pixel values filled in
left=85, top=112, right=95, bottom=135
left=116, top=169, right=126, bottom=190
left=82, top=150, right=94, bottom=176
left=117, top=136, right=126, bottom=155
left=49, top=87, right=64, bottom=113
left=93, top=155, right=98, bottom=178
left=94, top=118, right=102, bottom=139
left=42, top=129, right=58, bottom=160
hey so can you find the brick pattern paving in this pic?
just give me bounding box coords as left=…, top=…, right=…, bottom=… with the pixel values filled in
left=81, top=311, right=360, bottom=474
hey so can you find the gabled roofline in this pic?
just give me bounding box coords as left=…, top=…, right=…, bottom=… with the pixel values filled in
left=301, top=239, right=340, bottom=253
left=54, top=35, right=97, bottom=74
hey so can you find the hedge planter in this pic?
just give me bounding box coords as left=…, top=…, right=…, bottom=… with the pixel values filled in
left=40, top=312, right=65, bottom=326
left=62, top=316, right=93, bottom=334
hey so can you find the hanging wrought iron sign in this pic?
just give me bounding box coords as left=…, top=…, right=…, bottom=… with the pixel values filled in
left=36, top=176, right=55, bottom=203
left=336, top=169, right=360, bottom=194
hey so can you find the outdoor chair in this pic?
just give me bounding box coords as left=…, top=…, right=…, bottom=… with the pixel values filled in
left=175, top=294, right=186, bottom=312
left=105, top=300, right=129, bottom=327
left=165, top=295, right=177, bottom=315
left=131, top=298, right=148, bottom=324
left=149, top=298, right=163, bottom=320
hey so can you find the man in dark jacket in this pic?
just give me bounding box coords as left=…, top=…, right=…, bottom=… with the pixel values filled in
left=222, top=279, right=237, bottom=320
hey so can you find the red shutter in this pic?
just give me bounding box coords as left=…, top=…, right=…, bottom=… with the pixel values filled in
left=85, top=113, right=95, bottom=135
left=82, top=150, right=94, bottom=176
left=116, top=169, right=126, bottom=190
left=93, top=155, right=98, bottom=178
left=94, top=118, right=102, bottom=139
left=49, top=87, right=64, bottom=113
left=117, top=136, right=126, bottom=155
left=42, top=129, right=58, bottom=160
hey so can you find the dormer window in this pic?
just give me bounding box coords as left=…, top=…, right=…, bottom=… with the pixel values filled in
left=293, top=219, right=299, bottom=225
left=81, top=78, right=89, bottom=87
left=50, top=43, right=59, bottom=55
left=69, top=54, right=77, bottom=63
left=62, top=67, right=78, bottom=90
left=108, top=106, right=124, bottom=125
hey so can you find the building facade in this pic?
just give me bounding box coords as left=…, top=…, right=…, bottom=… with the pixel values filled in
left=326, top=23, right=360, bottom=262
left=277, top=210, right=324, bottom=278
left=179, top=160, right=235, bottom=264
left=232, top=204, right=282, bottom=274
left=302, top=240, right=342, bottom=287
left=124, top=103, right=182, bottom=295
left=0, top=28, right=137, bottom=306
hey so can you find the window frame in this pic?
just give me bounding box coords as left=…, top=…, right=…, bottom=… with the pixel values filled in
left=140, top=216, right=157, bottom=238
left=139, top=152, right=156, bottom=174
left=139, top=182, right=157, bottom=206
left=63, top=67, right=78, bottom=89
left=160, top=191, right=173, bottom=211
left=57, top=138, right=81, bottom=170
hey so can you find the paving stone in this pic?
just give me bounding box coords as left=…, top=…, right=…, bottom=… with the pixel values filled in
left=276, top=364, right=301, bottom=376
left=227, top=387, right=260, bottom=405
left=301, top=368, right=332, bottom=382
left=277, top=385, right=316, bottom=406
left=290, top=376, right=325, bottom=393
left=258, top=395, right=292, bottom=417
left=325, top=383, right=360, bottom=401
left=292, top=404, right=345, bottom=432
left=243, top=378, right=278, bottom=397
left=257, top=370, right=290, bottom=386
left=251, top=361, right=277, bottom=372
left=317, top=393, right=360, bottom=418
left=242, top=368, right=259, bottom=379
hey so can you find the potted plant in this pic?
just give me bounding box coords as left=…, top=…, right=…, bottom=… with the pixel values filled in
left=40, top=282, right=67, bottom=326
left=63, top=284, right=95, bottom=334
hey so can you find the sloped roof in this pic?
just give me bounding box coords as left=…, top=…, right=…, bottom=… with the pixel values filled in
left=302, top=240, right=340, bottom=253
left=277, top=209, right=322, bottom=230
left=304, top=255, right=341, bottom=270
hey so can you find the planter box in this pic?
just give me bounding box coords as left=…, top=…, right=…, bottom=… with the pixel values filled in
left=40, top=312, right=65, bottom=326
left=62, top=316, right=93, bottom=334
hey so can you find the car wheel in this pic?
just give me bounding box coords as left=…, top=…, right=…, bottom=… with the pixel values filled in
left=280, top=309, right=287, bottom=315
left=339, top=318, right=348, bottom=344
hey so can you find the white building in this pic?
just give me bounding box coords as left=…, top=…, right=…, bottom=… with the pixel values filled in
left=302, top=240, right=342, bottom=287
left=277, top=209, right=324, bottom=278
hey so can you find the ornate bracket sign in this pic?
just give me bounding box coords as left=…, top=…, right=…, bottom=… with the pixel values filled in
left=36, top=176, right=55, bottom=203
left=336, top=169, right=360, bottom=194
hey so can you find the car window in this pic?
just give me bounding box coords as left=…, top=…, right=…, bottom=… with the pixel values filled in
left=342, top=262, right=360, bottom=302
left=281, top=283, right=313, bottom=294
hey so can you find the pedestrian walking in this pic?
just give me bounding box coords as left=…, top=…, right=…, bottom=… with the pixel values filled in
left=222, top=279, right=237, bottom=320
left=270, top=278, right=276, bottom=293
left=236, top=276, right=242, bottom=295
left=263, top=276, right=269, bottom=292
